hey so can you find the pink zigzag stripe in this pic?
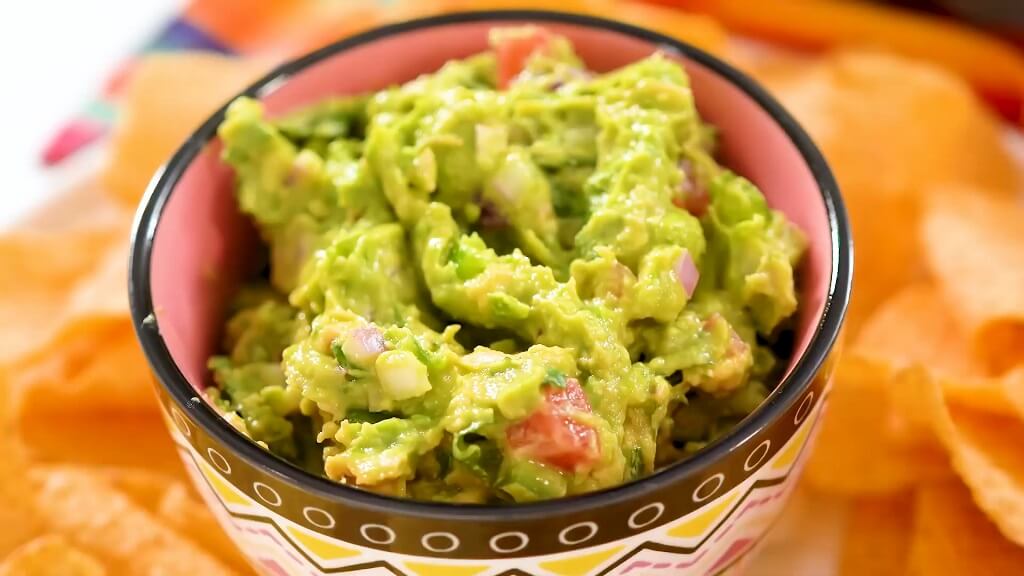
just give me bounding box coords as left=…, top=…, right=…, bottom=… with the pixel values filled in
left=242, top=526, right=307, bottom=567
left=260, top=558, right=290, bottom=576
left=704, top=538, right=754, bottom=576
left=619, top=549, right=710, bottom=574
left=711, top=489, right=782, bottom=544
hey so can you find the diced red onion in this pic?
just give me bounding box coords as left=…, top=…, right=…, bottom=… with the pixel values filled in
left=675, top=250, right=699, bottom=298
left=674, top=159, right=709, bottom=216
left=345, top=327, right=387, bottom=366
left=479, top=199, right=507, bottom=228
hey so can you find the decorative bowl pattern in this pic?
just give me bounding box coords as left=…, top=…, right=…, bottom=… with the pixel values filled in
left=129, top=10, right=851, bottom=576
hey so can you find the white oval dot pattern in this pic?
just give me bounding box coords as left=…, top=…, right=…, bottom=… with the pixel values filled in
left=252, top=482, right=282, bottom=507
left=170, top=407, right=191, bottom=438
left=692, top=473, right=725, bottom=503
left=303, top=507, right=336, bottom=530
left=206, top=448, right=231, bottom=475
left=421, top=532, right=460, bottom=553
left=489, top=532, right=529, bottom=554
left=794, top=391, right=816, bottom=425
left=360, top=524, right=395, bottom=545
left=744, top=439, right=772, bottom=471
left=558, top=522, right=598, bottom=546
left=186, top=381, right=823, bottom=554
left=628, top=502, right=665, bottom=530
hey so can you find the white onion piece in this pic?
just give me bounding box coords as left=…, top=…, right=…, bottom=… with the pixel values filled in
left=342, top=326, right=387, bottom=366
left=376, top=350, right=432, bottom=400
left=675, top=250, right=700, bottom=298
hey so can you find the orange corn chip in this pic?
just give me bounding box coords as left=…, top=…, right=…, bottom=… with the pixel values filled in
left=839, top=492, right=914, bottom=576
left=1000, top=366, right=1024, bottom=420
left=30, top=467, right=237, bottom=575
left=19, top=414, right=184, bottom=479
left=103, top=53, right=271, bottom=206
left=0, top=535, right=106, bottom=576
left=0, top=229, right=122, bottom=366
left=390, top=0, right=727, bottom=55
left=805, top=356, right=950, bottom=495
left=0, top=372, right=42, bottom=557
left=922, top=189, right=1024, bottom=376
left=96, top=468, right=250, bottom=573
left=158, top=483, right=251, bottom=573
left=612, top=2, right=728, bottom=55
left=11, top=322, right=155, bottom=419
left=393, top=0, right=599, bottom=18
left=854, top=283, right=1010, bottom=414
left=927, top=378, right=1024, bottom=547
left=185, top=0, right=313, bottom=51
left=749, top=50, right=1018, bottom=333
left=855, top=283, right=979, bottom=377
left=907, top=480, right=1024, bottom=575
left=251, top=2, right=383, bottom=58
left=101, top=468, right=179, bottom=511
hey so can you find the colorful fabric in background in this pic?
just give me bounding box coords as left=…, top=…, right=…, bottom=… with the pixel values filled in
left=41, top=17, right=236, bottom=166
left=39, top=0, right=1024, bottom=167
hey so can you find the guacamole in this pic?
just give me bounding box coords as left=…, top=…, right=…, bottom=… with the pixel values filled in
left=208, top=27, right=806, bottom=503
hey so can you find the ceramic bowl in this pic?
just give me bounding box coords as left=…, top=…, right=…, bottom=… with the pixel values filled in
left=129, top=10, right=852, bottom=576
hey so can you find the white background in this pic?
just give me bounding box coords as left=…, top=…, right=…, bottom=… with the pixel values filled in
left=0, top=0, right=180, bottom=227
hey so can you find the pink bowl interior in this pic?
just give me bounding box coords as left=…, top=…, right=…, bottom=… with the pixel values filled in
left=151, top=20, right=832, bottom=395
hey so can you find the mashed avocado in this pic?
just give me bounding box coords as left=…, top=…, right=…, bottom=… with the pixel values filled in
left=208, top=27, right=806, bottom=503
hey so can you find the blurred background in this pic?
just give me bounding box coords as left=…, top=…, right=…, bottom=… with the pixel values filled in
left=3, top=0, right=1022, bottom=227
left=2, top=2, right=1023, bottom=574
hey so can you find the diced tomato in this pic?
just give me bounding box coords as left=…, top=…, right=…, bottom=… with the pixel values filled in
left=505, top=378, right=600, bottom=472
left=496, top=27, right=554, bottom=89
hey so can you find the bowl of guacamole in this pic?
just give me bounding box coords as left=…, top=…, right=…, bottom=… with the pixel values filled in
left=131, top=11, right=851, bottom=572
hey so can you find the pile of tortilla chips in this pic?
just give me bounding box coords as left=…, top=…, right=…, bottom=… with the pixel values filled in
left=2, top=0, right=1024, bottom=574
left=742, top=46, right=1024, bottom=574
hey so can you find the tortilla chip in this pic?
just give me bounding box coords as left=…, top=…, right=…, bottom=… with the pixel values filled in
left=0, top=205, right=137, bottom=420
left=250, top=2, right=383, bottom=58
left=1000, top=366, right=1024, bottom=421
left=19, top=413, right=184, bottom=479
left=390, top=0, right=726, bottom=55
left=103, top=53, right=270, bottom=206
left=749, top=50, right=1018, bottom=334
left=100, top=468, right=179, bottom=511
left=907, top=480, right=1024, bottom=575
left=600, top=2, right=728, bottom=56
left=11, top=322, right=156, bottom=419
left=854, top=283, right=1011, bottom=414
left=0, top=229, right=122, bottom=366
left=927, top=379, right=1024, bottom=547
left=158, top=483, right=251, bottom=573
left=185, top=0, right=309, bottom=50
left=839, top=492, right=914, bottom=576
left=29, top=467, right=237, bottom=575
left=922, top=189, right=1024, bottom=375
left=805, top=356, right=950, bottom=495
left=0, top=535, right=106, bottom=576
left=93, top=468, right=250, bottom=573
left=855, top=283, right=979, bottom=377
left=0, top=371, right=42, bottom=557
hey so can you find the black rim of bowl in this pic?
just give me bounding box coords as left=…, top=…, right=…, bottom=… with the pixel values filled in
left=129, top=9, right=852, bottom=522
